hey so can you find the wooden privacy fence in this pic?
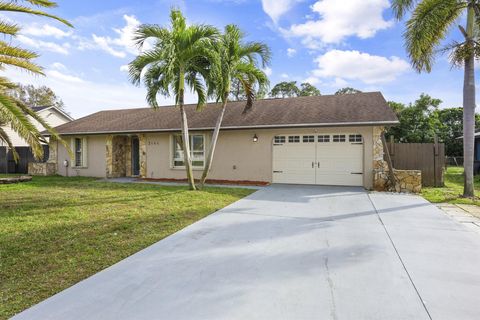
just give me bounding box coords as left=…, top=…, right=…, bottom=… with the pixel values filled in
left=387, top=139, right=445, bottom=187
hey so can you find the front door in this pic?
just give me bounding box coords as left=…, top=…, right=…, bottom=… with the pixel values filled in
left=132, top=136, right=140, bottom=176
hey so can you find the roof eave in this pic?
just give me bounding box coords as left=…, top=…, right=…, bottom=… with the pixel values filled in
left=45, top=120, right=399, bottom=136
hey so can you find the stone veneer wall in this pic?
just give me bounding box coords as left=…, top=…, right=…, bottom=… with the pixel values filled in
left=28, top=137, right=58, bottom=176
left=371, top=126, right=422, bottom=193
left=106, top=135, right=130, bottom=178
left=139, top=134, right=147, bottom=178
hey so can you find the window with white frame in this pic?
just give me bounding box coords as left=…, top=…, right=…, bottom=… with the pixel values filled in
left=318, top=135, right=330, bottom=143
left=333, top=134, right=346, bottom=142
left=172, top=134, right=205, bottom=168
left=349, top=134, right=363, bottom=142
left=274, top=136, right=285, bottom=144
left=303, top=135, right=314, bottom=143
left=72, top=137, right=87, bottom=167
left=288, top=135, right=300, bottom=143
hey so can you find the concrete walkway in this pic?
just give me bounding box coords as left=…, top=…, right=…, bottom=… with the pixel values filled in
left=13, top=185, right=480, bottom=320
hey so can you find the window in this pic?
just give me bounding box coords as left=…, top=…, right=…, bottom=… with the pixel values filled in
left=274, top=136, right=285, bottom=144
left=303, top=135, right=314, bottom=143
left=72, top=137, right=87, bottom=167
left=172, top=134, right=205, bottom=168
left=333, top=134, right=346, bottom=142
left=349, top=134, right=363, bottom=142
left=288, top=136, right=300, bottom=143
left=318, top=135, right=330, bottom=143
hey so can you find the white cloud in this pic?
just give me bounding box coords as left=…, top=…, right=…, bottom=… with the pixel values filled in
left=261, top=0, right=302, bottom=23
left=46, top=70, right=84, bottom=83
left=51, top=62, right=67, bottom=71
left=120, top=65, right=129, bottom=72
left=303, top=76, right=321, bottom=85
left=263, top=66, right=272, bottom=76
left=22, top=24, right=73, bottom=39
left=287, top=48, right=297, bottom=57
left=287, top=0, right=392, bottom=47
left=16, top=35, right=70, bottom=55
left=280, top=73, right=289, bottom=79
left=4, top=67, right=198, bottom=118
left=311, top=50, right=410, bottom=84
left=92, top=34, right=126, bottom=58
left=91, top=14, right=146, bottom=58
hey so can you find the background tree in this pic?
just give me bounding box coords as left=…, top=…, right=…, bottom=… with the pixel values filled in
left=334, top=87, right=362, bottom=95
left=270, top=81, right=300, bottom=98
left=392, top=0, right=479, bottom=197
left=199, top=24, right=270, bottom=186
left=129, top=9, right=218, bottom=190
left=229, top=77, right=269, bottom=101
left=299, top=82, right=321, bottom=96
left=8, top=84, right=65, bottom=110
left=0, top=0, right=71, bottom=160
left=386, top=94, right=442, bottom=143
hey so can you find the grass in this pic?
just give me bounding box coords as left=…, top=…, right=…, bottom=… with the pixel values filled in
left=422, top=166, right=480, bottom=205
left=0, top=176, right=254, bottom=319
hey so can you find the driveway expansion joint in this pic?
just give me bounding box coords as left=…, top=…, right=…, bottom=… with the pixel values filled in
left=367, top=193, right=433, bottom=320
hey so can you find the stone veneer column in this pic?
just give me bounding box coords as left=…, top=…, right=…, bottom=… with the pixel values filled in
left=125, top=136, right=132, bottom=177
left=47, top=137, right=57, bottom=163
left=372, top=126, right=388, bottom=190
left=105, top=135, right=113, bottom=178
left=139, top=134, right=147, bottom=178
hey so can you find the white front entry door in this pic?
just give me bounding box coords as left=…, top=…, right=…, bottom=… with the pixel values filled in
left=272, top=133, right=364, bottom=186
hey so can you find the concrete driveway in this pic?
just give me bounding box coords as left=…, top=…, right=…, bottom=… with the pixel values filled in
left=13, top=185, right=480, bottom=320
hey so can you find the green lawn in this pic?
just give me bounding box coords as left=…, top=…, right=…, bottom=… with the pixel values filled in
left=422, top=166, right=480, bottom=205
left=0, top=176, right=253, bottom=319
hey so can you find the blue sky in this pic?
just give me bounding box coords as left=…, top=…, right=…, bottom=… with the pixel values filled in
left=5, top=0, right=472, bottom=118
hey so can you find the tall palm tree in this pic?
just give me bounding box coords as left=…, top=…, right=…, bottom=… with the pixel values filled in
left=392, top=0, right=480, bottom=197
left=199, top=25, right=270, bottom=187
left=129, top=9, right=219, bottom=190
left=0, top=0, right=72, bottom=160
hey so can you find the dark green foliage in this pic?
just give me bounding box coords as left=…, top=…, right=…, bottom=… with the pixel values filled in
left=299, top=83, right=321, bottom=96
left=334, top=87, right=362, bottom=95
left=269, top=81, right=320, bottom=98
left=386, top=94, right=480, bottom=156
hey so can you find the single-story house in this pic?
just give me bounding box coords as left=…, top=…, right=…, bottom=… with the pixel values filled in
left=0, top=105, right=73, bottom=174
left=47, top=92, right=398, bottom=189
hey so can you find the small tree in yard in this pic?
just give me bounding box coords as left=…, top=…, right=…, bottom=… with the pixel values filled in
left=392, top=0, right=480, bottom=197
left=199, top=24, right=270, bottom=187
left=129, top=9, right=219, bottom=190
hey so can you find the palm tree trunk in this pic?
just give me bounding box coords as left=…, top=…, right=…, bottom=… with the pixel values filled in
left=463, top=5, right=475, bottom=197
left=199, top=98, right=227, bottom=187
left=178, top=71, right=196, bottom=190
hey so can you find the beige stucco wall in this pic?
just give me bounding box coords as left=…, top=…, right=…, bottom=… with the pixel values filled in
left=56, top=135, right=107, bottom=177
left=55, top=126, right=376, bottom=188
left=143, top=126, right=374, bottom=188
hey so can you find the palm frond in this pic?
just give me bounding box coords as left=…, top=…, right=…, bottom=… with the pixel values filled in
left=391, top=0, right=418, bottom=20
left=0, top=41, right=39, bottom=59
left=0, top=54, right=44, bottom=74
left=24, top=0, right=58, bottom=8
left=0, top=21, right=20, bottom=36
left=0, top=2, right=72, bottom=27
left=0, top=76, right=17, bottom=89
left=405, top=0, right=464, bottom=72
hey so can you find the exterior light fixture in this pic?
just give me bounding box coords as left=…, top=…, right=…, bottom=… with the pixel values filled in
left=253, top=134, right=258, bottom=142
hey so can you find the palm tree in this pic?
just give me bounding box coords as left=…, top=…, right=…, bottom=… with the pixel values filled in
left=129, top=9, right=219, bottom=190
left=199, top=25, right=270, bottom=187
left=0, top=0, right=72, bottom=160
left=392, top=0, right=480, bottom=197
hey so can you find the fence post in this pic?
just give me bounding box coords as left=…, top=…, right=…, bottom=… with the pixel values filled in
left=382, top=133, right=397, bottom=188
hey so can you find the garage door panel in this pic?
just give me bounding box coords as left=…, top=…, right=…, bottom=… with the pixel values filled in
left=272, top=134, right=364, bottom=186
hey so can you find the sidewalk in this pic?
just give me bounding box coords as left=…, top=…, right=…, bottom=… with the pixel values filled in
left=436, top=203, right=480, bottom=234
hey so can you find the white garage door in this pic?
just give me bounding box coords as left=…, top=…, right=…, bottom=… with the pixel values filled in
left=272, top=133, right=364, bottom=186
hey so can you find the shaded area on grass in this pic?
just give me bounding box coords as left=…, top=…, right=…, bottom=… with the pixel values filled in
left=422, top=166, right=480, bottom=205
left=0, top=175, right=253, bottom=319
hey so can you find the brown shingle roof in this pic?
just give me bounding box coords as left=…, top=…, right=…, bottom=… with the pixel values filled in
left=52, top=92, right=398, bottom=135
